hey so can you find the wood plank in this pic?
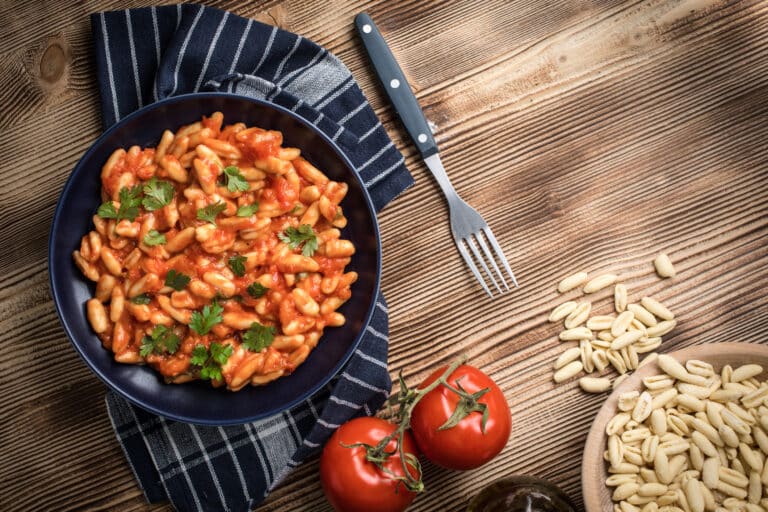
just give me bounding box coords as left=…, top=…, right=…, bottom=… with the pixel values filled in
left=0, top=0, right=290, bottom=54
left=0, top=0, right=766, bottom=511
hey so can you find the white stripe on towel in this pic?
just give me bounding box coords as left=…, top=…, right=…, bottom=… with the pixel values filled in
left=169, top=5, right=205, bottom=97
left=99, top=12, right=120, bottom=121
left=124, top=10, right=143, bottom=108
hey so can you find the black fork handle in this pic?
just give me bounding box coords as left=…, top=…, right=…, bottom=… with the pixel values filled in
left=354, top=13, right=438, bottom=159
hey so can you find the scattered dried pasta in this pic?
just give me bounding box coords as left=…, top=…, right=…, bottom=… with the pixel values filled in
left=550, top=262, right=678, bottom=391
left=654, top=253, right=676, bottom=278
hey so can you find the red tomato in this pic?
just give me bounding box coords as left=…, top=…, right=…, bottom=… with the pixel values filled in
left=410, top=364, right=511, bottom=470
left=320, top=417, right=419, bottom=512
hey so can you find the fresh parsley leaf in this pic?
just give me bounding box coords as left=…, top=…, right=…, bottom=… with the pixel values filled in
left=241, top=322, right=275, bottom=352
left=222, top=166, right=249, bottom=192
left=117, top=184, right=143, bottom=221
left=165, top=269, right=190, bottom=291
left=202, top=366, right=221, bottom=381
left=236, top=203, right=259, bottom=217
left=247, top=282, right=269, bottom=298
left=139, top=341, right=153, bottom=358
left=141, top=178, right=175, bottom=211
left=228, top=255, right=247, bottom=277
left=210, top=342, right=234, bottom=365
left=189, top=302, right=224, bottom=335
left=278, top=224, right=318, bottom=257
left=143, top=230, right=167, bottom=246
left=139, top=325, right=180, bottom=357
left=196, top=201, right=227, bottom=225
left=201, top=364, right=221, bottom=381
left=190, top=342, right=233, bottom=381
left=164, top=333, right=181, bottom=354
left=130, top=294, right=151, bottom=305
left=191, top=345, right=209, bottom=366
left=97, top=201, right=118, bottom=219
left=97, top=187, right=142, bottom=221
left=210, top=293, right=241, bottom=304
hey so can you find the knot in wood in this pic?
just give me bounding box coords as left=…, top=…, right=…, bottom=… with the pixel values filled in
left=40, top=42, right=67, bottom=84
left=544, top=191, right=565, bottom=218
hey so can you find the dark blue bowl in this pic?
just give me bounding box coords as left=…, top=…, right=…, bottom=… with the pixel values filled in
left=49, top=93, right=381, bottom=425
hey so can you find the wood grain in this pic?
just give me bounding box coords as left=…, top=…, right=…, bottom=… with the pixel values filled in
left=1, top=0, right=767, bottom=511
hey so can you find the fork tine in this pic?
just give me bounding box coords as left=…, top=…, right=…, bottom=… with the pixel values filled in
left=475, top=231, right=508, bottom=292
left=483, top=227, right=518, bottom=287
left=465, top=235, right=502, bottom=294
left=455, top=239, right=492, bottom=297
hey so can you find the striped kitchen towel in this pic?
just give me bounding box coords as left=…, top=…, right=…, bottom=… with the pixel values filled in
left=91, top=4, right=413, bottom=511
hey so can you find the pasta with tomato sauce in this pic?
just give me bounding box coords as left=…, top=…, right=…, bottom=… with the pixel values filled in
left=73, top=112, right=357, bottom=391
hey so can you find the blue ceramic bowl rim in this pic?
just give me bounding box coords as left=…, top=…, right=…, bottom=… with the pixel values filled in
left=48, top=92, right=382, bottom=425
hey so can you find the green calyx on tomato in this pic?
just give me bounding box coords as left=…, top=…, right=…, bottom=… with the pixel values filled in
left=341, top=433, right=423, bottom=493
left=437, top=379, right=490, bottom=432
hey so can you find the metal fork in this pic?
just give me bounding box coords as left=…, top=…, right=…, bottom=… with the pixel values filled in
left=355, top=13, right=518, bottom=296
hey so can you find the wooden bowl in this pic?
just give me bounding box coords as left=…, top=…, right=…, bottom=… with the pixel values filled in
left=582, top=342, right=768, bottom=512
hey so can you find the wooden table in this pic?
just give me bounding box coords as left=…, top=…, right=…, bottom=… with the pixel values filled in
left=2, top=0, right=767, bottom=510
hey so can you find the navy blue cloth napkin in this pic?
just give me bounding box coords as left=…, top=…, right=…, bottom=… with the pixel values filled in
left=91, top=4, right=413, bottom=511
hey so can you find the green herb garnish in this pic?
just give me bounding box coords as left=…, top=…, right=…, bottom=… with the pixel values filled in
left=97, top=202, right=118, bottom=219
left=236, top=203, right=259, bottom=217
left=228, top=255, right=247, bottom=277
left=189, top=302, right=224, bottom=335
left=222, top=166, right=249, bottom=192
left=141, top=177, right=175, bottom=211
left=130, top=294, right=151, bottom=305
left=165, top=269, right=190, bottom=291
left=139, top=325, right=180, bottom=357
left=241, top=322, right=275, bottom=352
left=191, top=342, right=233, bottom=381
left=143, top=230, right=166, bottom=246
left=278, top=224, right=318, bottom=257
left=247, top=282, right=269, bottom=298
left=196, top=201, right=227, bottom=225
left=97, top=185, right=143, bottom=221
